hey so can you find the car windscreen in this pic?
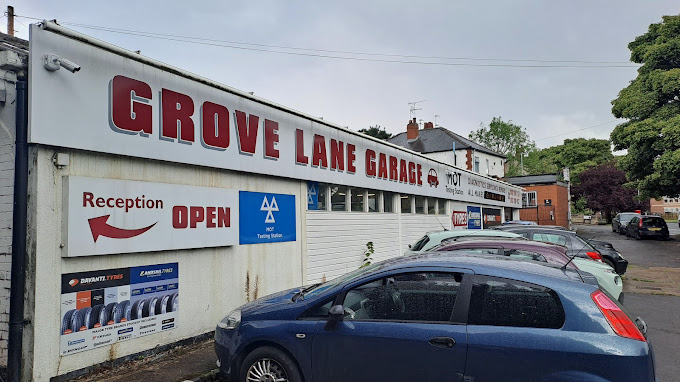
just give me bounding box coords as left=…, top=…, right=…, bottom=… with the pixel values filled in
left=642, top=217, right=666, bottom=227
left=303, top=262, right=383, bottom=299
left=620, top=213, right=640, bottom=221
left=573, top=234, right=596, bottom=251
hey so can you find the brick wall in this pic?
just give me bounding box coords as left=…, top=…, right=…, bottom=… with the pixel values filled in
left=518, top=184, right=569, bottom=227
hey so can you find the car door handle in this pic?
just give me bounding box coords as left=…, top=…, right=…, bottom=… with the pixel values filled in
left=429, top=337, right=456, bottom=348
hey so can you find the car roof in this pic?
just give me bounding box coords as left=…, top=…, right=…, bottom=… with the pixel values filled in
left=435, top=238, right=567, bottom=252
left=426, top=230, right=522, bottom=239
left=502, top=226, right=576, bottom=235
left=367, top=252, right=579, bottom=284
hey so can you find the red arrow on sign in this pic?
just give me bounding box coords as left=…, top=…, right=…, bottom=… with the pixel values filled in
left=88, top=215, right=157, bottom=242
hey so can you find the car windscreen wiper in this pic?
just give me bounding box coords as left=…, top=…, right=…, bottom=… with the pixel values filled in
left=292, top=283, right=321, bottom=301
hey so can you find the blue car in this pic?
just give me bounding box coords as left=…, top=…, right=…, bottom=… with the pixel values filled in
left=215, top=254, right=656, bottom=382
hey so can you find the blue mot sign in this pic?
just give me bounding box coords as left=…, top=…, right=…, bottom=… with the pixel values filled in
left=239, top=191, right=296, bottom=244
left=467, top=206, right=482, bottom=230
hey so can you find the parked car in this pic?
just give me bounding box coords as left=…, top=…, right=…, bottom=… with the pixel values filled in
left=502, top=226, right=628, bottom=275
left=500, top=220, right=537, bottom=225
left=493, top=224, right=566, bottom=231
left=215, top=254, right=655, bottom=382
left=405, top=230, right=523, bottom=255
left=429, top=239, right=623, bottom=301
left=626, top=215, right=670, bottom=240
left=613, top=212, right=641, bottom=234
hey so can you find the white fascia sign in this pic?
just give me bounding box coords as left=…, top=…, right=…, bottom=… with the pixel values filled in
left=63, top=176, right=238, bottom=257
left=29, top=24, right=522, bottom=209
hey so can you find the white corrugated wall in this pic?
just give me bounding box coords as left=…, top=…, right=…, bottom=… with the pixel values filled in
left=306, top=208, right=451, bottom=284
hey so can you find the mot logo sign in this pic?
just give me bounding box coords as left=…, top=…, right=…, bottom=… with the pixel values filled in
left=239, top=191, right=296, bottom=244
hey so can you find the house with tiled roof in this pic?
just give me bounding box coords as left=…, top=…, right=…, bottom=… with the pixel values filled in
left=388, top=118, right=506, bottom=178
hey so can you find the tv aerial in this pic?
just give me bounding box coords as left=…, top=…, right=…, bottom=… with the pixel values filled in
left=408, top=100, right=426, bottom=119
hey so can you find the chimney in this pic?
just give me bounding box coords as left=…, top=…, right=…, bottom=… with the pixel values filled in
left=407, top=118, right=419, bottom=140
left=424, top=122, right=434, bottom=129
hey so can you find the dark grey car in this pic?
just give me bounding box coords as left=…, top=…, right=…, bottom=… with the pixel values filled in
left=613, top=212, right=641, bottom=234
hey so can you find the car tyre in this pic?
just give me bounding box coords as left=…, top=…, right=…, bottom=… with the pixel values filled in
left=239, top=346, right=302, bottom=382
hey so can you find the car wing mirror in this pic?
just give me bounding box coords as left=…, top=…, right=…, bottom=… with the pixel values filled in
left=324, top=305, right=345, bottom=331
left=408, top=244, right=412, bottom=249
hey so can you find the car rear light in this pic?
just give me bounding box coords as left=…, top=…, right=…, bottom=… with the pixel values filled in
left=639, top=219, right=643, bottom=228
left=591, top=290, right=646, bottom=342
left=585, top=251, right=602, bottom=262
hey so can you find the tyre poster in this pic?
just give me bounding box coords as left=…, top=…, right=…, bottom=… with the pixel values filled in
left=60, top=262, right=178, bottom=355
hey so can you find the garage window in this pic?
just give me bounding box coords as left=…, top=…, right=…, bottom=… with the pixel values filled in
left=351, top=188, right=365, bottom=212
left=427, top=198, right=436, bottom=214
left=415, top=196, right=425, bottom=214
left=400, top=195, right=411, bottom=213
left=437, top=199, right=447, bottom=215
left=331, top=185, right=347, bottom=211
left=367, top=190, right=378, bottom=212
left=383, top=192, right=395, bottom=213
left=468, top=275, right=565, bottom=329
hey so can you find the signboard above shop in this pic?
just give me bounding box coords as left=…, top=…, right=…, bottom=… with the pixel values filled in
left=29, top=23, right=522, bottom=209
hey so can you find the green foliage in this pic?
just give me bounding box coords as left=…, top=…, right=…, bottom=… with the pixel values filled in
left=360, top=241, right=374, bottom=268
left=610, top=14, right=680, bottom=198
left=571, top=196, right=591, bottom=215
left=523, top=138, right=613, bottom=183
left=359, top=125, right=392, bottom=140
left=470, top=117, right=536, bottom=156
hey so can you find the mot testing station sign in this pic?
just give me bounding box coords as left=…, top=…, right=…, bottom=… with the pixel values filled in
left=60, top=263, right=178, bottom=355
left=63, top=176, right=238, bottom=257
left=239, top=191, right=296, bottom=244
left=467, top=206, right=482, bottom=230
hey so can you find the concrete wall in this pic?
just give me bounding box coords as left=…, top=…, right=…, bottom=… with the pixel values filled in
left=0, top=75, right=18, bottom=366
left=24, top=147, right=306, bottom=381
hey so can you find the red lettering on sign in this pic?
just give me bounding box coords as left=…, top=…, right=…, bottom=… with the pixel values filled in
left=408, top=162, right=416, bottom=184
left=452, top=211, right=468, bottom=227
left=206, top=207, right=216, bottom=228
left=416, top=164, right=423, bottom=186
left=173, top=206, right=188, bottom=228
left=347, top=144, right=356, bottom=173
left=264, top=119, right=280, bottom=159
left=389, top=156, right=398, bottom=180
left=399, top=160, right=408, bottom=183
left=218, top=207, right=230, bottom=227
left=190, top=206, right=205, bottom=228
left=83, top=192, right=94, bottom=207
left=234, top=110, right=259, bottom=155
left=312, top=134, right=328, bottom=168
left=161, top=89, right=195, bottom=142
left=366, top=149, right=376, bottom=177
left=378, top=153, right=388, bottom=179
left=201, top=101, right=230, bottom=150
left=295, top=129, right=309, bottom=165
left=110, top=76, right=153, bottom=135
left=330, top=139, right=344, bottom=171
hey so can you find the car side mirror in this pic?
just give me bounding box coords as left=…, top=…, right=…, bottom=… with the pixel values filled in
left=408, top=244, right=412, bottom=249
left=324, top=305, right=344, bottom=331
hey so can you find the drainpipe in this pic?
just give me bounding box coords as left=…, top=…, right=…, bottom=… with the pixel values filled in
left=8, top=77, right=28, bottom=382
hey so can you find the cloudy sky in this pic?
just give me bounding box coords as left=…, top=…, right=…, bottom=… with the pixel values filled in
left=12, top=1, right=679, bottom=148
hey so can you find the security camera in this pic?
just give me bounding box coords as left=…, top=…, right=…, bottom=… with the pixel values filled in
left=43, top=54, right=81, bottom=73
left=59, top=58, right=81, bottom=73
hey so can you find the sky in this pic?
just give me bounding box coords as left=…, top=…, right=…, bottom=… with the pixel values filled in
left=9, top=1, right=679, bottom=149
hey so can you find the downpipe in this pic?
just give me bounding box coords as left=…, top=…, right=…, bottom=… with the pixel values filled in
left=7, top=78, right=28, bottom=382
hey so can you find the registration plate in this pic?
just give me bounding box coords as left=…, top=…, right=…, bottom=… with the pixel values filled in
left=649, top=228, right=661, bottom=231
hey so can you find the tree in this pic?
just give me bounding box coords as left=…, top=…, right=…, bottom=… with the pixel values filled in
left=358, top=125, right=392, bottom=140
left=610, top=14, right=680, bottom=199
left=523, top=138, right=614, bottom=183
left=572, top=162, right=649, bottom=221
left=469, top=117, right=536, bottom=176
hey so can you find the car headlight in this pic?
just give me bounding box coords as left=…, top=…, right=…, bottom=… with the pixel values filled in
left=614, top=276, right=621, bottom=285
left=217, top=309, right=241, bottom=330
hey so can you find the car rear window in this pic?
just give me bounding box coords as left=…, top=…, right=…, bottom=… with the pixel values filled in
left=642, top=217, right=666, bottom=227
left=620, top=213, right=639, bottom=220
left=468, top=275, right=565, bottom=329
left=410, top=235, right=430, bottom=251
left=531, top=233, right=567, bottom=246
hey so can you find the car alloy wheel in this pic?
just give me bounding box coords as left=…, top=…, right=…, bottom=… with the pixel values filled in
left=246, top=358, right=288, bottom=382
